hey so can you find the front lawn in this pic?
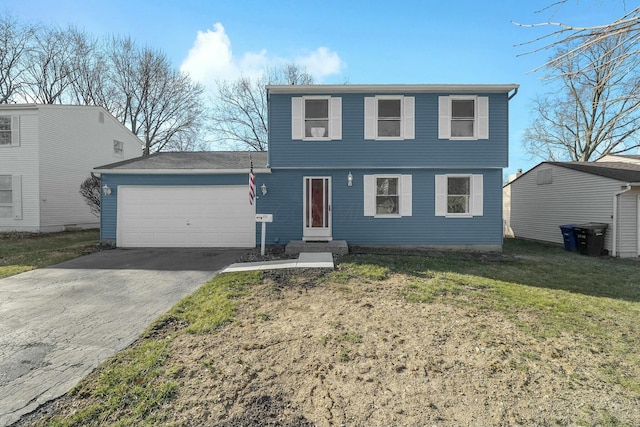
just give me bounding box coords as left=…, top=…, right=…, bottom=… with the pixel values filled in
left=16, top=238, right=640, bottom=426
left=0, top=229, right=100, bottom=278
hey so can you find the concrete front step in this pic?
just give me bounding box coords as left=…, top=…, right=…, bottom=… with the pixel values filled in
left=285, top=240, right=349, bottom=255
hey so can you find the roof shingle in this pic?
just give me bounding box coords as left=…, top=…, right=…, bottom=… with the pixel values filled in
left=96, top=151, right=268, bottom=171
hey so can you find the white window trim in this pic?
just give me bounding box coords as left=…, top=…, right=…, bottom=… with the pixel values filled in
left=438, top=96, right=489, bottom=140
left=364, top=174, right=412, bottom=218
left=292, top=96, right=342, bottom=141
left=435, top=174, right=483, bottom=218
left=364, top=96, right=415, bottom=141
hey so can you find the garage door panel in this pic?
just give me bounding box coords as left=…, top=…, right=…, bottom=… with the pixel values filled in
left=117, top=186, right=256, bottom=248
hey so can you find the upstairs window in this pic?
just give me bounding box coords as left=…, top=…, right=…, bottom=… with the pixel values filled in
left=438, top=96, right=488, bottom=140
left=377, top=99, right=402, bottom=138
left=113, top=140, right=124, bottom=157
left=0, top=115, right=19, bottom=146
left=365, top=96, right=415, bottom=140
left=291, top=96, right=342, bottom=140
left=451, top=99, right=475, bottom=138
left=305, top=99, right=329, bottom=138
left=0, top=117, right=10, bottom=145
left=536, top=168, right=553, bottom=185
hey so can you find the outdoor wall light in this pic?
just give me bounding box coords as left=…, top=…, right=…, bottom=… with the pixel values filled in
left=102, top=184, right=112, bottom=196
left=347, top=171, right=353, bottom=187
left=261, top=183, right=268, bottom=195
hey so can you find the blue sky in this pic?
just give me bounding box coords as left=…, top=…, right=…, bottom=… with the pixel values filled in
left=2, top=0, right=632, bottom=178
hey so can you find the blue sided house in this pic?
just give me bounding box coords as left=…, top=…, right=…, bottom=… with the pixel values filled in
left=96, top=84, right=519, bottom=250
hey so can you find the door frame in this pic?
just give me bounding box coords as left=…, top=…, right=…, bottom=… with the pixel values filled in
left=302, top=176, right=332, bottom=241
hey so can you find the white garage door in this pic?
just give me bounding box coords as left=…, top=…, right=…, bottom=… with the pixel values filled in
left=117, top=186, right=255, bottom=248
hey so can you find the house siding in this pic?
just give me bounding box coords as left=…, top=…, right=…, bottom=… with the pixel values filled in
left=0, top=107, right=41, bottom=231
left=618, top=190, right=640, bottom=258
left=268, top=92, right=510, bottom=169
left=256, top=168, right=503, bottom=247
left=38, top=106, right=142, bottom=231
left=100, top=173, right=250, bottom=243
left=506, top=163, right=628, bottom=254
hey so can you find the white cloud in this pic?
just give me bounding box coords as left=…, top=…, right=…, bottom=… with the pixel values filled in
left=296, top=47, right=344, bottom=80
left=180, top=23, right=344, bottom=88
left=180, top=23, right=241, bottom=82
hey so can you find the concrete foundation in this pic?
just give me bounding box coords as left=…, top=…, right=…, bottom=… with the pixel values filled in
left=285, top=240, right=349, bottom=255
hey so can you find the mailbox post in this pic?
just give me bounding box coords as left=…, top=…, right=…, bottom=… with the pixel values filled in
left=255, top=214, right=273, bottom=256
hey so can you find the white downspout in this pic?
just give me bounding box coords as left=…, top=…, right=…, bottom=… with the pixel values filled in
left=612, top=183, right=632, bottom=257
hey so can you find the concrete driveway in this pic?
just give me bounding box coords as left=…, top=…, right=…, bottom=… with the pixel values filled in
left=0, top=248, right=247, bottom=427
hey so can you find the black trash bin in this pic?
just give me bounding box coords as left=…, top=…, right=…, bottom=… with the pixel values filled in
left=573, top=223, right=608, bottom=256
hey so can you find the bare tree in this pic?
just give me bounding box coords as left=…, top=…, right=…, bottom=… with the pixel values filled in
left=106, top=36, right=141, bottom=131
left=22, top=25, right=77, bottom=104
left=209, top=63, right=313, bottom=151
left=79, top=175, right=101, bottom=217
left=0, top=15, right=33, bottom=103
left=66, top=28, right=113, bottom=107
left=515, top=2, right=640, bottom=76
left=523, top=33, right=640, bottom=161
left=135, top=48, right=205, bottom=154
left=106, top=38, right=205, bottom=154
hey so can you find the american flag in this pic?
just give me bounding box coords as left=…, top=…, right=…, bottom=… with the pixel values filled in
left=249, top=160, right=255, bottom=205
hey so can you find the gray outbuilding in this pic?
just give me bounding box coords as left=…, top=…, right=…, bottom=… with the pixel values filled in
left=504, top=156, right=640, bottom=258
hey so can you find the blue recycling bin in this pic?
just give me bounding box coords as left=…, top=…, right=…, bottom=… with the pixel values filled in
left=559, top=224, right=578, bottom=252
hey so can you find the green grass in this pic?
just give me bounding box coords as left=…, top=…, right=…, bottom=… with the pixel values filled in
left=151, top=270, right=259, bottom=334
left=0, top=229, right=99, bottom=278
left=61, top=340, right=178, bottom=427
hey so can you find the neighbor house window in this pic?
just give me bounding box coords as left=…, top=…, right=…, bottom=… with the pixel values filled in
left=364, top=96, right=415, bottom=140
left=536, top=168, right=553, bottom=185
left=0, top=117, right=11, bottom=145
left=0, top=175, right=22, bottom=219
left=363, top=174, right=412, bottom=217
left=438, top=96, right=488, bottom=140
left=291, top=96, right=342, bottom=140
left=113, top=140, right=124, bottom=157
left=0, top=175, right=13, bottom=218
left=435, top=174, right=483, bottom=217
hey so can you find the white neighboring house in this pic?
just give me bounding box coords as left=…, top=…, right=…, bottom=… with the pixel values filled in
left=503, top=159, right=640, bottom=258
left=0, top=104, right=142, bottom=232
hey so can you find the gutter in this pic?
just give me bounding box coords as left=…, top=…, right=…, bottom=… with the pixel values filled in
left=93, top=168, right=272, bottom=175
left=612, top=183, right=632, bottom=257
left=508, top=87, right=519, bottom=100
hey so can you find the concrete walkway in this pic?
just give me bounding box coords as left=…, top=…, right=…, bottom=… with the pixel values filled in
left=0, top=248, right=246, bottom=427
left=222, top=252, right=334, bottom=272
